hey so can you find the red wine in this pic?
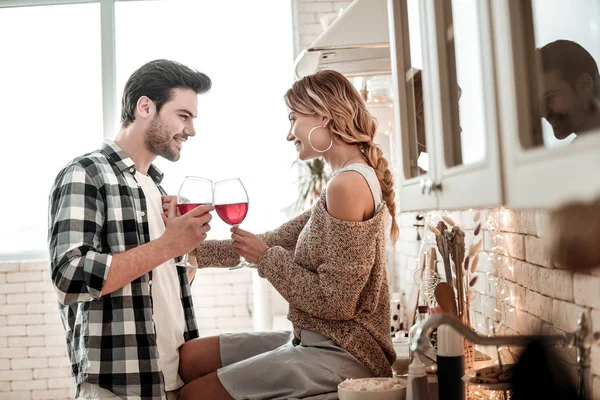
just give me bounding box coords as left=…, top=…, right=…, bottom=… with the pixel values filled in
left=177, top=203, right=209, bottom=215
left=215, top=202, right=248, bottom=225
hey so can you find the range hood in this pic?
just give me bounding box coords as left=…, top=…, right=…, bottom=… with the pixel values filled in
left=294, top=0, right=391, bottom=79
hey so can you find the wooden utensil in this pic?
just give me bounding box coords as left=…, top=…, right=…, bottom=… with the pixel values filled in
left=434, top=281, right=458, bottom=315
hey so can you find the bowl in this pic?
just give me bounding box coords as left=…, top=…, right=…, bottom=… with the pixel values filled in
left=338, top=377, right=407, bottom=400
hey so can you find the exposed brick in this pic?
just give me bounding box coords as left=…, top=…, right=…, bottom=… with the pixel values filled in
left=7, top=293, right=42, bottom=304
left=8, top=315, right=43, bottom=326
left=297, top=2, right=333, bottom=13
left=525, top=290, right=553, bottom=323
left=31, top=389, right=70, bottom=400
left=26, top=303, right=58, bottom=314
left=215, top=294, right=247, bottom=307
left=33, top=368, right=71, bottom=380
left=593, top=375, right=600, bottom=400
left=593, top=309, right=600, bottom=333
left=10, top=358, right=48, bottom=370
left=1, top=305, right=29, bottom=315
left=536, top=268, right=573, bottom=301
left=48, top=377, right=71, bottom=389
left=0, top=369, right=33, bottom=381
left=44, top=335, right=65, bottom=347
left=19, top=261, right=48, bottom=271
left=214, top=271, right=251, bottom=285
left=573, top=273, right=600, bottom=309
left=298, top=13, right=318, bottom=24
left=8, top=337, right=45, bottom=348
left=0, top=283, right=25, bottom=294
left=0, top=263, right=19, bottom=272
left=0, top=380, right=10, bottom=391
left=525, top=235, right=552, bottom=268
left=216, top=316, right=253, bottom=329
left=196, top=307, right=234, bottom=318
left=12, top=379, right=47, bottom=391
left=592, top=344, right=600, bottom=376
left=535, top=210, right=550, bottom=237
left=24, top=282, right=53, bottom=293
left=196, top=318, right=217, bottom=330
left=504, top=233, right=525, bottom=260
left=27, top=325, right=64, bottom=337
left=552, top=300, right=589, bottom=332
left=0, top=273, right=5, bottom=284
left=7, top=272, right=43, bottom=283
left=302, top=23, right=324, bottom=35
left=3, top=391, right=32, bottom=400
left=0, top=348, right=27, bottom=359
left=0, top=325, right=27, bottom=337
left=47, top=357, right=70, bottom=368
left=28, top=347, right=65, bottom=358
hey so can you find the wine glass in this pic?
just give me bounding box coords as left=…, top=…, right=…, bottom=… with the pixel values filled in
left=175, top=176, right=214, bottom=268
left=213, top=178, right=250, bottom=270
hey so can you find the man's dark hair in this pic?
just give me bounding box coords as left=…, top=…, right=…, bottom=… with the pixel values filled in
left=540, top=40, right=600, bottom=99
left=120, top=59, right=212, bottom=126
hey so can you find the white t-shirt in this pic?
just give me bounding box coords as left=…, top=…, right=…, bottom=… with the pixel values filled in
left=135, top=171, right=186, bottom=391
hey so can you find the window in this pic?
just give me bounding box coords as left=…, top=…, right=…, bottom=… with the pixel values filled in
left=0, top=3, right=102, bottom=258
left=0, top=0, right=296, bottom=257
left=115, top=0, right=297, bottom=239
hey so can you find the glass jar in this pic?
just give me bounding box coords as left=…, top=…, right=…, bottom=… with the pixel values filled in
left=392, top=332, right=410, bottom=376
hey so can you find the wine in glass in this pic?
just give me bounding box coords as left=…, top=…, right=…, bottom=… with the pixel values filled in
left=175, top=176, right=214, bottom=268
left=213, top=178, right=250, bottom=269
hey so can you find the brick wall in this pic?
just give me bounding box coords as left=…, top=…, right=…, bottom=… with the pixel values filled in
left=395, top=209, right=600, bottom=398
left=0, top=261, right=253, bottom=399
left=295, top=0, right=353, bottom=53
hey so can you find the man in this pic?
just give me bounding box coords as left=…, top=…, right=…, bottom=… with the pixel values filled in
left=48, top=59, right=212, bottom=399
left=540, top=39, right=600, bottom=141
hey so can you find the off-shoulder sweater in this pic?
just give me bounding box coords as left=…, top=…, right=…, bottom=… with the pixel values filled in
left=196, top=190, right=395, bottom=377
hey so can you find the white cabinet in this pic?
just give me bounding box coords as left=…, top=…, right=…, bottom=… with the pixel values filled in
left=492, top=0, right=600, bottom=209
left=388, top=0, right=503, bottom=212
left=388, top=0, right=600, bottom=212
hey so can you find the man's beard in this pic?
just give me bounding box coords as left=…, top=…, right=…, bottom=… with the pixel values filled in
left=145, top=115, right=179, bottom=161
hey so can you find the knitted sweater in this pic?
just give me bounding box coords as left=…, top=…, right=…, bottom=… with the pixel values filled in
left=196, top=191, right=395, bottom=377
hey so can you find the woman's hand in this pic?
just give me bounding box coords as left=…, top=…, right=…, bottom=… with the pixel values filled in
left=162, top=195, right=181, bottom=217
left=231, top=226, right=269, bottom=264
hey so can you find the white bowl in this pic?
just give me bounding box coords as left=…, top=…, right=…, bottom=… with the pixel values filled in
left=338, top=377, right=407, bottom=400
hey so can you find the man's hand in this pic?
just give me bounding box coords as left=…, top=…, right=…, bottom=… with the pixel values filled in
left=161, top=200, right=213, bottom=257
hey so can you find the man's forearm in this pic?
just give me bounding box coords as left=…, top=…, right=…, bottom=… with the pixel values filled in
left=102, top=237, right=175, bottom=295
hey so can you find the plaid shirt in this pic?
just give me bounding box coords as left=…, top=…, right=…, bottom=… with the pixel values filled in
left=48, top=140, right=198, bottom=399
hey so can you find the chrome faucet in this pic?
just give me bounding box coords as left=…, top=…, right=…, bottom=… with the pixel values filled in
left=411, top=313, right=591, bottom=398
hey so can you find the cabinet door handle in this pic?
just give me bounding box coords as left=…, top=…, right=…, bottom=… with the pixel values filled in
left=420, top=178, right=431, bottom=195
left=420, top=178, right=442, bottom=196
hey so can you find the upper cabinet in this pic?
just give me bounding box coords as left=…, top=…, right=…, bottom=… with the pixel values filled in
left=294, top=0, right=600, bottom=212
left=492, top=0, right=600, bottom=209
left=388, top=0, right=503, bottom=211
left=388, top=0, right=600, bottom=212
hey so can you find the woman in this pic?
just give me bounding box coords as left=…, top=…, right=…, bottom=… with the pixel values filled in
left=173, top=70, right=399, bottom=400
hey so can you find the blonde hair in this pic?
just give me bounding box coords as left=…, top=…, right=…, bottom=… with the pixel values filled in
left=285, top=70, right=399, bottom=243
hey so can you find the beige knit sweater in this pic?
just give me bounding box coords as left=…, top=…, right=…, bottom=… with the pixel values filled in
left=196, top=191, right=395, bottom=377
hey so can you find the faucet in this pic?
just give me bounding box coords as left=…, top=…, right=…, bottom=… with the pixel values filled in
left=411, top=313, right=592, bottom=397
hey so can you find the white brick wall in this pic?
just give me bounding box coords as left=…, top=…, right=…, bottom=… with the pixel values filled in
left=395, top=209, right=600, bottom=397
left=0, top=260, right=254, bottom=398
left=295, top=0, right=353, bottom=53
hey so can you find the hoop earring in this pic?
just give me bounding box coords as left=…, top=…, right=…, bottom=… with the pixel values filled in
left=308, top=125, right=333, bottom=153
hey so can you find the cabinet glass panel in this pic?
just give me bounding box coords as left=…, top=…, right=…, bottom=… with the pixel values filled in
left=444, top=0, right=487, bottom=166
left=404, top=0, right=429, bottom=177
left=527, top=0, right=600, bottom=149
